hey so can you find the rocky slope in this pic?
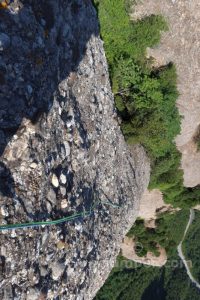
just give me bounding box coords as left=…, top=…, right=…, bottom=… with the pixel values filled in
left=0, top=1, right=150, bottom=299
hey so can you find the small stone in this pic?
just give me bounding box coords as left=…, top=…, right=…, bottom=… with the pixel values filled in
left=66, top=119, right=73, bottom=128
left=51, top=262, right=65, bottom=281
left=30, top=162, right=37, bottom=169
left=27, top=288, right=40, bottom=300
left=47, top=189, right=57, bottom=205
left=0, top=33, right=10, bottom=51
left=61, top=199, right=68, bottom=209
left=64, top=141, right=71, bottom=156
left=60, top=173, right=67, bottom=184
left=20, top=165, right=25, bottom=172
left=75, top=223, right=83, bottom=232
left=46, top=201, right=52, bottom=213
left=40, top=266, right=48, bottom=277
left=57, top=241, right=65, bottom=250
left=67, top=266, right=74, bottom=277
left=60, top=186, right=66, bottom=196
left=0, top=206, right=8, bottom=217
left=27, top=85, right=33, bottom=94
left=51, top=174, right=59, bottom=188
left=11, top=230, right=17, bottom=238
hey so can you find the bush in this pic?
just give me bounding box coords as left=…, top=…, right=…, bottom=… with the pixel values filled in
left=127, top=210, right=190, bottom=256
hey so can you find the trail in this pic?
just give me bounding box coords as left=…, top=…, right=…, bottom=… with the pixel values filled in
left=177, top=209, right=200, bottom=289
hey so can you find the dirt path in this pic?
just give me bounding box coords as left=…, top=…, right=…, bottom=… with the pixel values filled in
left=132, top=0, right=200, bottom=187
left=177, top=209, right=200, bottom=290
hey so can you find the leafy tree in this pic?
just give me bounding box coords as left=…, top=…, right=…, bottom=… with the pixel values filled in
left=95, top=254, right=200, bottom=300
left=127, top=210, right=189, bottom=257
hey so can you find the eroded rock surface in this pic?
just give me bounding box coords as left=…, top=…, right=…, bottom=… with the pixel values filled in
left=0, top=1, right=150, bottom=299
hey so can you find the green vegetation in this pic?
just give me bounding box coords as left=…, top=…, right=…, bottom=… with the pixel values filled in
left=94, top=254, right=200, bottom=300
left=127, top=209, right=189, bottom=257
left=94, top=0, right=200, bottom=208
left=93, top=1, right=200, bottom=298
left=94, top=0, right=167, bottom=64
left=182, top=210, right=200, bottom=282
left=115, top=61, right=179, bottom=158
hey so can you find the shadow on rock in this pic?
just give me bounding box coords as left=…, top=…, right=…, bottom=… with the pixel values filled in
left=0, top=162, right=14, bottom=197
left=0, top=0, right=98, bottom=156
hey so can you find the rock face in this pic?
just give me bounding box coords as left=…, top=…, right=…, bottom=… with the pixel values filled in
left=0, top=1, right=150, bottom=299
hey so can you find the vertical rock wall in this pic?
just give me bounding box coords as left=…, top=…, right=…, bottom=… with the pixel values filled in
left=0, top=1, right=150, bottom=299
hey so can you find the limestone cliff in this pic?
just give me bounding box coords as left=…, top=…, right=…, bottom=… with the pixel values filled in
left=0, top=1, right=150, bottom=299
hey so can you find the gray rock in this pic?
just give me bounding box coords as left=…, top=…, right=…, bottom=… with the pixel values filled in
left=64, top=141, right=71, bottom=156
left=0, top=206, right=9, bottom=217
left=60, top=173, right=67, bottom=184
left=60, top=186, right=66, bottom=196
left=61, top=199, right=68, bottom=209
left=47, top=188, right=57, bottom=205
left=51, top=174, right=59, bottom=188
left=51, top=262, right=65, bottom=281
left=26, top=288, right=40, bottom=300
left=40, top=266, right=48, bottom=277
